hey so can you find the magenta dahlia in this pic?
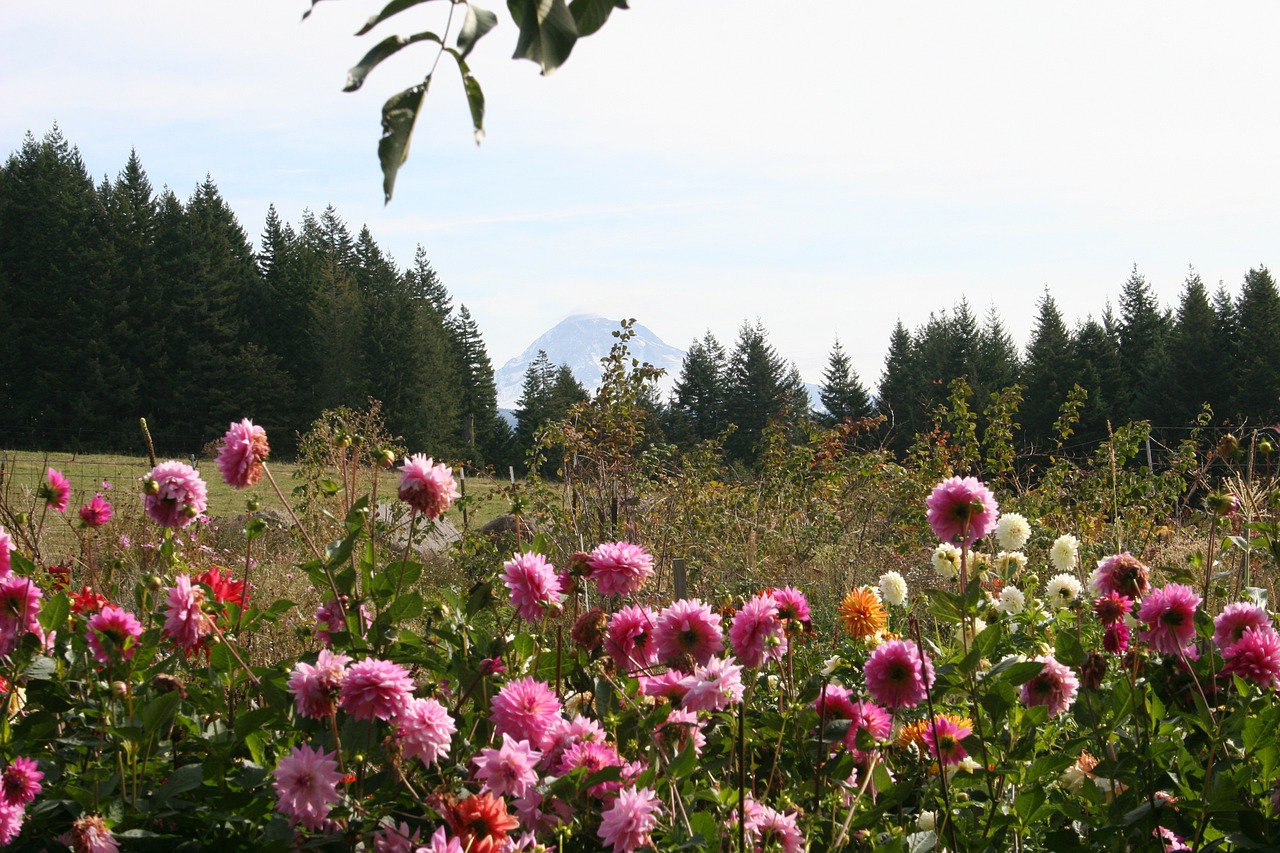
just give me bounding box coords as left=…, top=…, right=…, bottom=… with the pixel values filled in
left=1019, top=655, right=1079, bottom=718
left=587, top=541, right=654, bottom=597
left=287, top=649, right=351, bottom=720
left=273, top=743, right=343, bottom=830
left=86, top=605, right=143, bottom=665
left=490, top=677, right=562, bottom=750
left=925, top=476, right=999, bottom=546
left=1214, top=601, right=1272, bottom=656
left=216, top=418, right=270, bottom=489
left=397, top=454, right=460, bottom=519
left=652, top=598, right=723, bottom=668
left=40, top=467, right=70, bottom=512
left=729, top=592, right=787, bottom=669
left=604, top=605, right=659, bottom=674
left=78, top=494, right=114, bottom=528
left=1138, top=583, right=1201, bottom=657
left=1223, top=625, right=1280, bottom=689
left=502, top=552, right=561, bottom=622
left=864, top=639, right=935, bottom=709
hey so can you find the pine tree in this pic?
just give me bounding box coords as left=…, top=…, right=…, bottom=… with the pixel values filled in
left=1116, top=265, right=1171, bottom=422
left=671, top=331, right=728, bottom=443
left=973, top=306, right=1021, bottom=401
left=1071, top=316, right=1124, bottom=445
left=723, top=320, right=791, bottom=464
left=818, top=339, right=872, bottom=425
left=876, top=320, right=922, bottom=451
left=451, top=305, right=508, bottom=467
left=1233, top=267, right=1280, bottom=421
left=1021, top=291, right=1079, bottom=447
left=1152, top=269, right=1219, bottom=427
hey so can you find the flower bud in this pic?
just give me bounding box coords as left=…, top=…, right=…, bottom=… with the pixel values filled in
left=111, top=681, right=129, bottom=697
left=246, top=497, right=261, bottom=512
left=375, top=449, right=396, bottom=468
left=351, top=433, right=364, bottom=447
left=142, top=477, right=160, bottom=495
left=1218, top=434, right=1240, bottom=459
left=147, top=575, right=163, bottom=591
left=1260, top=437, right=1275, bottom=456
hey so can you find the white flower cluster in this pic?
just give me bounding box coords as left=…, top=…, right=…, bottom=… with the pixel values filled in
left=998, top=585, right=1026, bottom=615
left=1050, top=534, right=1079, bottom=574
left=878, top=571, right=909, bottom=607
left=1045, top=573, right=1082, bottom=607
left=931, top=543, right=961, bottom=579
left=995, top=512, right=1032, bottom=551
left=994, top=551, right=1028, bottom=576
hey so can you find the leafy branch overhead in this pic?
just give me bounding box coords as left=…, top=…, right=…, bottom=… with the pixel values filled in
left=304, top=0, right=630, bottom=202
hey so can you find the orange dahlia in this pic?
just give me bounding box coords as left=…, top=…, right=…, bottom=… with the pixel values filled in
left=839, top=587, right=887, bottom=640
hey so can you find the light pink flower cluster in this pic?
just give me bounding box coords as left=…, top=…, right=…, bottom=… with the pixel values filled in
left=287, top=649, right=352, bottom=719
left=864, top=639, right=935, bottom=709
left=1020, top=655, right=1079, bottom=718
left=339, top=658, right=415, bottom=721
left=502, top=552, right=561, bottom=622
left=742, top=797, right=805, bottom=853
left=397, top=454, right=460, bottom=519
left=315, top=596, right=371, bottom=646
left=490, top=677, right=563, bottom=750
left=605, top=606, right=658, bottom=674
left=679, top=655, right=745, bottom=712
left=1222, top=626, right=1280, bottom=689
left=473, top=733, right=542, bottom=799
left=652, top=599, right=723, bottom=668
left=396, top=696, right=457, bottom=766
left=0, top=756, right=41, bottom=844
left=86, top=606, right=143, bottom=665
left=273, top=743, right=343, bottom=830
left=926, top=476, right=999, bottom=546
left=1138, top=584, right=1201, bottom=657
left=597, top=786, right=661, bottom=853
left=161, top=575, right=213, bottom=651
left=216, top=418, right=270, bottom=489
left=0, top=527, right=13, bottom=578
left=142, top=461, right=208, bottom=529
left=730, top=592, right=788, bottom=669
left=587, top=541, right=654, bottom=597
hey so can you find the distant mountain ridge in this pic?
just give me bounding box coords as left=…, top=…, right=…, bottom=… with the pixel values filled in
left=494, top=314, right=687, bottom=409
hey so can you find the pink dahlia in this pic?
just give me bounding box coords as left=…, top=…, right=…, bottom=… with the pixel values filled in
left=287, top=649, right=352, bottom=719
left=1214, top=601, right=1272, bottom=656
left=1091, top=552, right=1151, bottom=599
left=652, top=598, right=724, bottom=668
left=1223, top=626, right=1280, bottom=689
left=846, top=700, right=893, bottom=757
left=1138, top=584, right=1202, bottom=657
left=396, top=696, right=456, bottom=766
left=604, top=605, right=659, bottom=674
left=141, top=461, right=208, bottom=529
left=502, top=552, right=561, bottom=622
left=1020, top=655, right=1079, bottom=718
left=598, top=786, right=661, bottom=853
left=729, top=592, right=788, bottom=669
left=771, top=586, right=812, bottom=633
left=70, top=815, right=118, bottom=853
left=0, top=527, right=13, bottom=579
left=418, top=826, right=464, bottom=853
left=86, top=606, right=143, bottom=665
left=216, top=418, right=270, bottom=489
left=78, top=494, right=114, bottom=528
left=315, top=596, right=371, bottom=646
left=397, top=454, right=460, bottom=519
left=655, top=707, right=706, bottom=757
left=372, top=819, right=421, bottom=853
left=1093, top=592, right=1134, bottom=627
left=541, top=713, right=607, bottom=772
left=679, top=655, right=745, bottom=713
left=864, top=639, right=935, bottom=709
left=0, top=576, right=43, bottom=657
left=0, top=802, right=23, bottom=847
left=339, top=658, right=415, bottom=721
left=490, top=677, right=562, bottom=750
left=744, top=802, right=804, bottom=853
left=41, top=467, right=71, bottom=512
left=587, top=541, right=655, bottom=597
left=923, top=715, right=972, bottom=767
left=638, top=669, right=691, bottom=702
left=161, top=575, right=213, bottom=651
left=473, top=733, right=542, bottom=799
left=812, top=683, right=857, bottom=722
left=273, top=743, right=343, bottom=830
left=1103, top=623, right=1131, bottom=655
left=925, top=476, right=999, bottom=546
left=557, top=740, right=624, bottom=798
left=0, top=757, right=41, bottom=807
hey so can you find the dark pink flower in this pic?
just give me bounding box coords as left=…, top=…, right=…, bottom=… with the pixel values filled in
left=0, top=802, right=24, bottom=847
left=744, top=802, right=804, bottom=853
left=637, top=669, right=690, bottom=702
left=315, top=596, right=370, bottom=646
left=161, top=575, right=212, bottom=651
left=502, top=552, right=561, bottom=622
left=396, top=696, right=456, bottom=766
left=273, top=743, right=343, bottom=830
left=923, top=715, right=972, bottom=767
left=490, top=677, right=562, bottom=750
left=652, top=598, right=723, bottom=668
left=679, top=655, right=745, bottom=712
left=41, top=468, right=70, bottom=512
left=925, top=476, right=999, bottom=546
left=604, top=605, right=658, bottom=674
left=78, top=494, right=114, bottom=528
left=845, top=700, right=893, bottom=757
left=0, top=576, right=44, bottom=657
left=1091, top=552, right=1151, bottom=598
left=0, top=527, right=12, bottom=579
left=340, top=658, right=415, bottom=721
left=770, top=586, right=812, bottom=632
left=1, top=757, right=42, bottom=807
left=216, top=418, right=270, bottom=489
left=1223, top=626, right=1280, bottom=689
left=541, top=714, right=607, bottom=772
left=473, top=733, right=542, bottom=799
left=1093, top=592, right=1134, bottom=627
left=587, top=541, right=654, bottom=597
left=655, top=708, right=705, bottom=757
left=812, top=683, right=857, bottom=721
left=1104, top=623, right=1131, bottom=655
left=397, top=454, right=460, bottom=519
left=1214, top=601, right=1271, bottom=656
left=864, top=639, right=935, bottom=709
left=598, top=786, right=661, bottom=853
left=729, top=592, right=787, bottom=669
left=141, top=461, right=208, bottom=529
left=1020, top=655, right=1079, bottom=718
left=1138, top=584, right=1201, bottom=657
left=86, top=606, right=143, bottom=665
left=287, top=649, right=351, bottom=719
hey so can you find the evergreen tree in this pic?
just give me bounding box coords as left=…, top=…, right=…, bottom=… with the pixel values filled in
left=818, top=339, right=872, bottom=425
left=301, top=207, right=364, bottom=412
left=671, top=331, right=728, bottom=444
left=876, top=320, right=922, bottom=451
left=723, top=321, right=791, bottom=464
left=1116, top=265, right=1171, bottom=422
left=1212, top=284, right=1241, bottom=420
left=514, top=352, right=585, bottom=473
left=973, top=306, right=1021, bottom=401
left=1021, top=291, right=1079, bottom=447
left=1152, top=269, right=1219, bottom=428
left=451, top=305, right=509, bottom=467
left=1233, top=267, right=1280, bottom=421
left=1071, top=316, right=1124, bottom=445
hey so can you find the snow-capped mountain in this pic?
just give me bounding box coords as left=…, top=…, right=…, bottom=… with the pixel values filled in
left=494, top=314, right=687, bottom=409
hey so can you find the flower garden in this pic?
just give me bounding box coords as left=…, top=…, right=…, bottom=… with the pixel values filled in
left=1, top=392, right=1279, bottom=852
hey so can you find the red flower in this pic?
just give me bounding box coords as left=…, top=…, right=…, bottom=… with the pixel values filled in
left=445, top=793, right=520, bottom=853
left=71, top=585, right=109, bottom=616
left=46, top=565, right=72, bottom=591
left=194, top=566, right=246, bottom=610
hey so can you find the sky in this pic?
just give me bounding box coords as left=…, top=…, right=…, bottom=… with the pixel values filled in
left=5, top=1, right=1280, bottom=389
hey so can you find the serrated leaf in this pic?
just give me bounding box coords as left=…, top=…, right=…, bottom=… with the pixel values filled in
left=346, top=31, right=442, bottom=93
left=458, top=3, right=500, bottom=58
left=508, top=0, right=578, bottom=75
left=379, top=81, right=430, bottom=202
left=356, top=0, right=442, bottom=36
left=37, top=592, right=68, bottom=636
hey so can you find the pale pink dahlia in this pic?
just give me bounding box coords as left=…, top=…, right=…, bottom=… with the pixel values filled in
left=86, top=605, right=143, bottom=665
left=597, top=786, right=661, bottom=853
left=652, top=598, right=723, bottom=668
left=372, top=819, right=421, bottom=853
left=216, top=418, right=270, bottom=489
left=557, top=740, right=624, bottom=798
left=744, top=802, right=804, bottom=853
left=541, top=713, right=608, bottom=772
left=1223, top=626, right=1280, bottom=689
left=141, top=461, right=208, bottom=529
left=1091, top=552, right=1151, bottom=599
left=1138, top=584, right=1202, bottom=657
left=587, top=541, right=655, bottom=597
left=679, top=655, right=745, bottom=713
left=502, top=552, right=561, bottom=622
left=729, top=592, right=788, bottom=669
left=161, top=575, right=213, bottom=651
left=604, top=605, right=659, bottom=674
left=273, top=743, right=343, bottom=830
left=41, top=467, right=70, bottom=512
left=0, top=802, right=24, bottom=847
left=70, top=814, right=118, bottom=853
left=490, top=677, right=563, bottom=750
left=315, top=596, right=371, bottom=646
left=288, top=649, right=352, bottom=719
left=638, top=669, right=690, bottom=702
left=396, top=696, right=456, bottom=766
left=419, top=826, right=464, bottom=853
left=339, top=658, right=415, bottom=721
left=923, top=715, right=972, bottom=767
left=78, top=494, right=114, bottom=528
left=0, top=757, right=42, bottom=807
left=863, top=639, right=935, bottom=709
left=655, top=708, right=706, bottom=757
left=1214, top=601, right=1272, bottom=656
left=473, top=733, right=542, bottom=799
left=1020, top=655, right=1079, bottom=718
left=397, top=454, right=460, bottom=519
left=925, top=476, right=999, bottom=546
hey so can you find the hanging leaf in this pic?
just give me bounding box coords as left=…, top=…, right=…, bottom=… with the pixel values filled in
left=449, top=50, right=486, bottom=143
left=356, top=0, right=443, bottom=36
left=458, top=3, right=500, bottom=59
left=379, top=81, right=429, bottom=202
left=346, top=31, right=444, bottom=92
left=568, top=0, right=626, bottom=37
left=508, top=0, right=578, bottom=75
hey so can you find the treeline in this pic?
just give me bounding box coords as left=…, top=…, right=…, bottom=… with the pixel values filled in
left=0, top=128, right=512, bottom=464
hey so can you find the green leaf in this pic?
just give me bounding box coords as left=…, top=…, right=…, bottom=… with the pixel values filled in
left=346, top=31, right=443, bottom=93
left=568, top=0, right=625, bottom=37
left=508, top=0, right=579, bottom=75
left=1054, top=630, right=1086, bottom=667
left=458, top=3, right=500, bottom=58
left=23, top=656, right=56, bottom=681
left=37, top=592, right=68, bottom=636
left=448, top=50, right=486, bottom=143
left=999, top=661, right=1047, bottom=685
left=140, top=691, right=181, bottom=733
left=379, top=82, right=430, bottom=203
left=926, top=590, right=964, bottom=623
left=318, top=478, right=340, bottom=496
left=385, top=591, right=424, bottom=623
left=245, top=517, right=267, bottom=540
left=357, top=0, right=443, bottom=36
left=154, top=763, right=203, bottom=806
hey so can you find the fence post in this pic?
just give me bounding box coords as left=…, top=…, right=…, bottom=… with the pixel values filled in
left=673, top=557, right=687, bottom=601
